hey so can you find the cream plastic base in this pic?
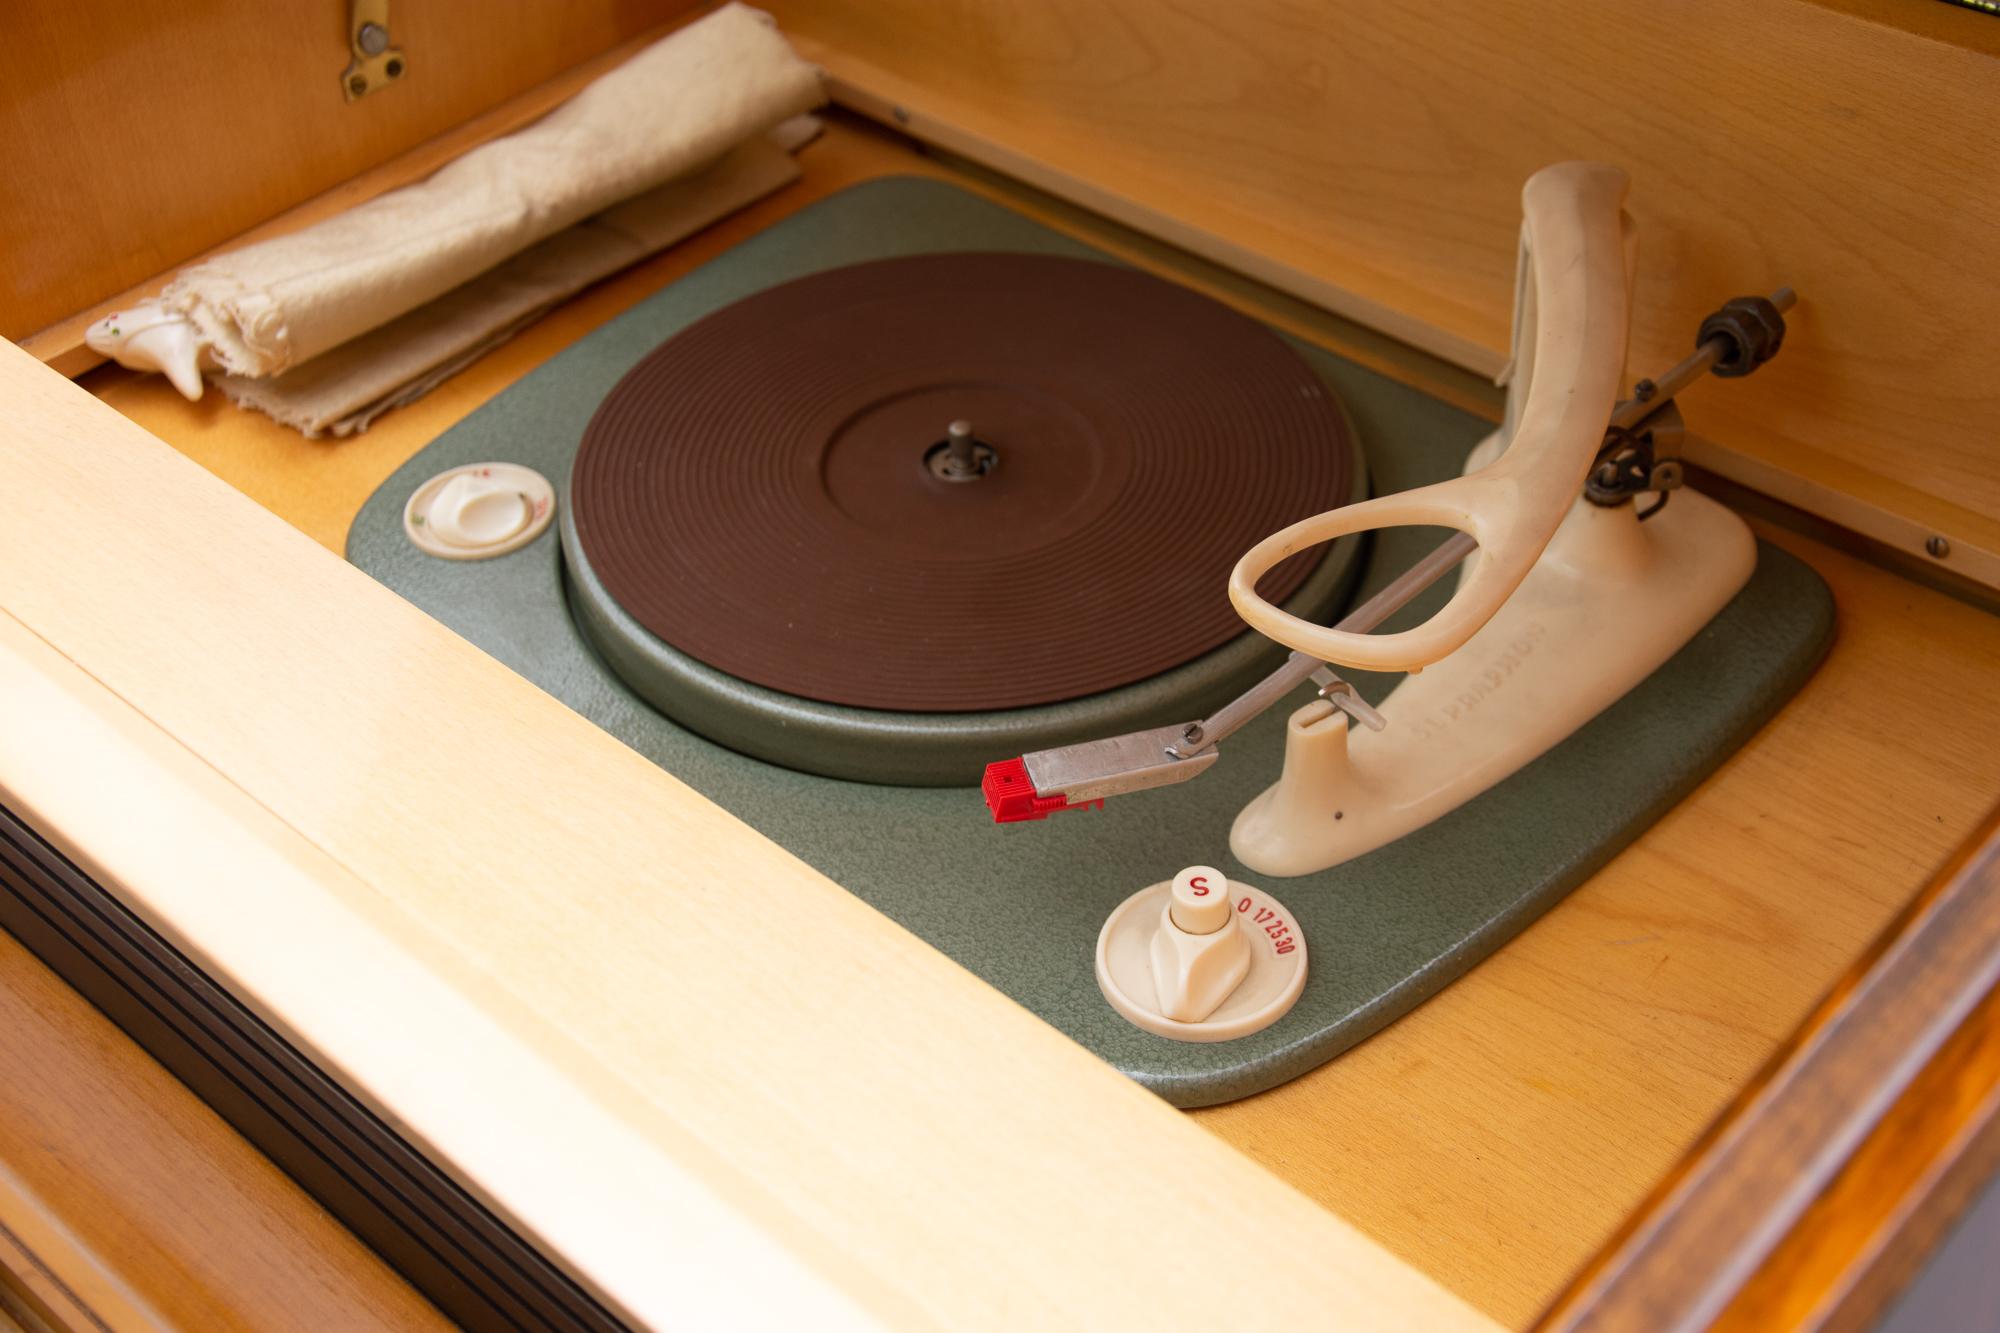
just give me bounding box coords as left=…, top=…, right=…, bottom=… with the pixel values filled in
left=1231, top=452, right=1757, bottom=878
left=1096, top=875, right=1308, bottom=1042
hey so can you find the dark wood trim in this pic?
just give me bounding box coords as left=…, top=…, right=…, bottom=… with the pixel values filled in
left=0, top=801, right=626, bottom=1333
left=1720, top=985, right=2000, bottom=1330
left=1538, top=802, right=2000, bottom=1331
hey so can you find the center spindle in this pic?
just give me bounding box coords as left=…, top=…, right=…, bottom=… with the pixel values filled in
left=925, top=418, right=997, bottom=482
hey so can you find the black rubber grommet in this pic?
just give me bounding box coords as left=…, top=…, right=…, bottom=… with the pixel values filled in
left=1698, top=296, right=1787, bottom=378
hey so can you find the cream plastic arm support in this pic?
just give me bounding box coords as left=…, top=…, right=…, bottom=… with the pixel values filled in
left=1228, top=162, right=1635, bottom=673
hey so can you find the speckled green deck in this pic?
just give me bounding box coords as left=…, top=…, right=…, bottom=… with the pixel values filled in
left=349, top=178, right=1834, bottom=1107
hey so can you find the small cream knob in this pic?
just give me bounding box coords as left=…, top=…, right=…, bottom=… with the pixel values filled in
left=403, top=463, right=556, bottom=561
left=1097, top=872, right=1309, bottom=1042
left=1150, top=864, right=1251, bottom=1024
left=1169, top=865, right=1233, bottom=934
left=430, top=473, right=529, bottom=548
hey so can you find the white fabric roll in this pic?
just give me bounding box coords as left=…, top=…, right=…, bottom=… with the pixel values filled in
left=162, top=4, right=823, bottom=378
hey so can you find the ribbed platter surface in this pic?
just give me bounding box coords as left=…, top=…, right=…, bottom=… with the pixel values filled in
left=569, top=252, right=1353, bottom=712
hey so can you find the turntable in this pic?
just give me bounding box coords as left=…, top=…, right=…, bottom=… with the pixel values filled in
left=350, top=164, right=1831, bottom=1106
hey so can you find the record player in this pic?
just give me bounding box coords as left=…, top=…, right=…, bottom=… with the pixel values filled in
left=4, top=4, right=2000, bottom=1331
left=348, top=162, right=1830, bottom=1106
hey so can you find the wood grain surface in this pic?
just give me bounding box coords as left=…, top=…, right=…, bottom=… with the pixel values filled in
left=51, top=116, right=2000, bottom=1326
left=2, top=0, right=703, bottom=345
left=0, top=926, right=448, bottom=1332
left=1536, top=806, right=2000, bottom=1331
left=1714, top=979, right=2000, bottom=1332
left=766, top=0, right=2000, bottom=590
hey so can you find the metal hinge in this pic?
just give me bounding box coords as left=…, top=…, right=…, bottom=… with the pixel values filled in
left=342, top=0, right=407, bottom=101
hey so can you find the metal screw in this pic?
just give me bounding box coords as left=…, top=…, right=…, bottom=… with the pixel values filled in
left=348, top=74, right=368, bottom=96
left=1181, top=723, right=1205, bottom=747
left=1633, top=378, right=1657, bottom=402
left=357, top=22, right=390, bottom=55
left=892, top=105, right=911, bottom=125
left=1926, top=535, right=1951, bottom=559
left=385, top=57, right=404, bottom=78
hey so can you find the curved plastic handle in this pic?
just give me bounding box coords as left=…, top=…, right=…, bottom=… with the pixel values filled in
left=1229, top=161, right=1635, bottom=673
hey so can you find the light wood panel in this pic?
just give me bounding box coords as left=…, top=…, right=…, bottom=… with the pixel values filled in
left=1, top=0, right=703, bottom=342
left=68, top=116, right=2000, bottom=1324
left=0, top=333, right=1497, bottom=1325
left=767, top=0, right=2000, bottom=590
left=0, top=927, right=448, bottom=1331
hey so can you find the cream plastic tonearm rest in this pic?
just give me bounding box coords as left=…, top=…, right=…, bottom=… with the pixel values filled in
left=1228, top=162, right=1637, bottom=674
left=1229, top=486, right=1755, bottom=876
left=1227, top=162, right=1760, bottom=878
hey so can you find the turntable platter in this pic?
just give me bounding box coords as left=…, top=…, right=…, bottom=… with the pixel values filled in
left=564, top=251, right=1362, bottom=781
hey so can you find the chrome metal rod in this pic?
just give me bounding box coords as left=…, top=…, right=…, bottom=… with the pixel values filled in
left=1612, top=287, right=1795, bottom=432
left=1175, top=529, right=1478, bottom=754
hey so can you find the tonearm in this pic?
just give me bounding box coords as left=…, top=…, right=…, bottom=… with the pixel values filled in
left=984, top=162, right=1793, bottom=879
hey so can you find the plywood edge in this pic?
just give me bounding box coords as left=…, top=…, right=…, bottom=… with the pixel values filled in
left=0, top=338, right=1500, bottom=1330
left=17, top=9, right=711, bottom=378
left=1681, top=429, right=2000, bottom=592
left=795, top=34, right=2000, bottom=594
left=1801, top=0, right=2000, bottom=58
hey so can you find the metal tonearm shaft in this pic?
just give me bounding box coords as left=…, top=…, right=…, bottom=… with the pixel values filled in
left=1004, top=288, right=1795, bottom=813
left=1165, top=531, right=1476, bottom=757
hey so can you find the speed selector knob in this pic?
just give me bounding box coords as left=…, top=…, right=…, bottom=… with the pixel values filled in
left=1168, top=864, right=1234, bottom=933
left=1152, top=865, right=1250, bottom=1021
left=1096, top=864, right=1308, bottom=1042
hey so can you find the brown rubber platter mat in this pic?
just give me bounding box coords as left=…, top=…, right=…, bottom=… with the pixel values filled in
left=569, top=252, right=1353, bottom=713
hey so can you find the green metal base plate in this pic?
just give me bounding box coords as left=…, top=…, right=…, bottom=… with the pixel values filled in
left=348, top=178, right=1834, bottom=1107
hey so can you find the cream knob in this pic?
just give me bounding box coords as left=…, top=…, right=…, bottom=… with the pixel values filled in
left=1097, top=871, right=1309, bottom=1042
left=403, top=463, right=556, bottom=562
left=430, top=473, right=529, bottom=548
left=1169, top=865, right=1233, bottom=934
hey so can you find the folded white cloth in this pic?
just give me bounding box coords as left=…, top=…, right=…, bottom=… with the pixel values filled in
left=160, top=3, right=822, bottom=379
left=214, top=126, right=811, bottom=436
